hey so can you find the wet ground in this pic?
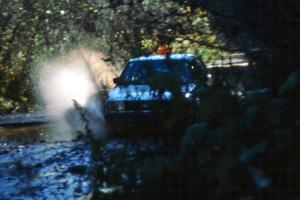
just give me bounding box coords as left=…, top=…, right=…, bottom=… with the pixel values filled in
left=0, top=140, right=91, bottom=200
left=0, top=116, right=165, bottom=200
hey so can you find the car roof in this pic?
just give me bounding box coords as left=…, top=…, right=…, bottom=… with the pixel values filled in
left=129, top=53, right=197, bottom=62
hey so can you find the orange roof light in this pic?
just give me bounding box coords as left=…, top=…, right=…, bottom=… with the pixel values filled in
left=157, top=44, right=170, bottom=55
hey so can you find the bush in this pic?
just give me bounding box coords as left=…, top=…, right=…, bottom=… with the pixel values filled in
left=137, top=71, right=300, bottom=199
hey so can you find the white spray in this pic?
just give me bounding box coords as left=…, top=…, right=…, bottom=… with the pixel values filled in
left=35, top=48, right=118, bottom=141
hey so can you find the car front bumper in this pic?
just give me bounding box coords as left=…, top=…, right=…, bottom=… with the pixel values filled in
left=105, top=110, right=167, bottom=133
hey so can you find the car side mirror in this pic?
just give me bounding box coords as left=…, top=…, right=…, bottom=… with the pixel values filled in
left=113, top=77, right=121, bottom=84
left=206, top=73, right=213, bottom=86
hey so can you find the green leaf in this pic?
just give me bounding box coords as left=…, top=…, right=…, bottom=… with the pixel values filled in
left=20, top=96, right=28, bottom=103
left=265, top=98, right=287, bottom=126
left=180, top=123, right=208, bottom=155
left=196, top=148, right=212, bottom=167
left=215, top=155, right=237, bottom=185
left=244, top=105, right=258, bottom=129
left=239, top=142, right=267, bottom=163
left=244, top=88, right=272, bottom=102
left=279, top=71, right=300, bottom=95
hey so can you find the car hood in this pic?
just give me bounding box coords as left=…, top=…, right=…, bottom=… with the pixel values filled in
left=107, top=84, right=196, bottom=101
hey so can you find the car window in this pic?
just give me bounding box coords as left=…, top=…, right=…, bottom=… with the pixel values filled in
left=121, top=59, right=194, bottom=84
left=190, top=58, right=207, bottom=81
left=123, top=62, right=151, bottom=84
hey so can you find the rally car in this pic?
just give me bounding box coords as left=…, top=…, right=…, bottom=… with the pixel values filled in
left=104, top=53, right=211, bottom=133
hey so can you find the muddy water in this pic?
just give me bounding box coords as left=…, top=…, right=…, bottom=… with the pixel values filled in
left=0, top=125, right=51, bottom=143
left=0, top=123, right=81, bottom=144
left=0, top=141, right=91, bottom=199
left=0, top=123, right=164, bottom=199
left=0, top=124, right=91, bottom=199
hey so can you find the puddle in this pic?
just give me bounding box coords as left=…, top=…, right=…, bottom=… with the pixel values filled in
left=0, top=122, right=81, bottom=144
left=0, top=124, right=50, bottom=143
left=0, top=122, right=92, bottom=199
left=0, top=120, right=168, bottom=200
left=0, top=141, right=92, bottom=200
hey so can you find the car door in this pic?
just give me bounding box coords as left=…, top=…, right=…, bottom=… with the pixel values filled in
left=190, top=58, right=208, bottom=84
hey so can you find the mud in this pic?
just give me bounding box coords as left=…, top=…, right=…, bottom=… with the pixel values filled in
left=0, top=122, right=164, bottom=200
left=0, top=140, right=91, bottom=200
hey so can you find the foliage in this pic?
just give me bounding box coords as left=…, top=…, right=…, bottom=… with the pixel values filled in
left=176, top=0, right=300, bottom=88
left=135, top=71, right=300, bottom=199
left=0, top=0, right=100, bottom=113
left=93, top=0, right=228, bottom=63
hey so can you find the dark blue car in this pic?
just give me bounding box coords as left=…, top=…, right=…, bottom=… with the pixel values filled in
left=105, top=53, right=210, bottom=133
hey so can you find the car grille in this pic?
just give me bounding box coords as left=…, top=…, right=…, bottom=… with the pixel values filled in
left=125, top=101, right=168, bottom=112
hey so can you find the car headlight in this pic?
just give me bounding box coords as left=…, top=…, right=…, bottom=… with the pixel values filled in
left=184, top=92, right=192, bottom=99
left=108, top=101, right=125, bottom=111
left=183, top=92, right=194, bottom=100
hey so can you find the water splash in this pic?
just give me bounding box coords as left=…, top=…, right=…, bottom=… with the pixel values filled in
left=35, top=48, right=118, bottom=140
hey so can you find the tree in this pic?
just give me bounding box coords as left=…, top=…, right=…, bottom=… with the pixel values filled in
left=175, top=0, right=300, bottom=88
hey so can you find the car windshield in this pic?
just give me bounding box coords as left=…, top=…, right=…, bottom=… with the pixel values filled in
left=120, top=59, right=193, bottom=84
